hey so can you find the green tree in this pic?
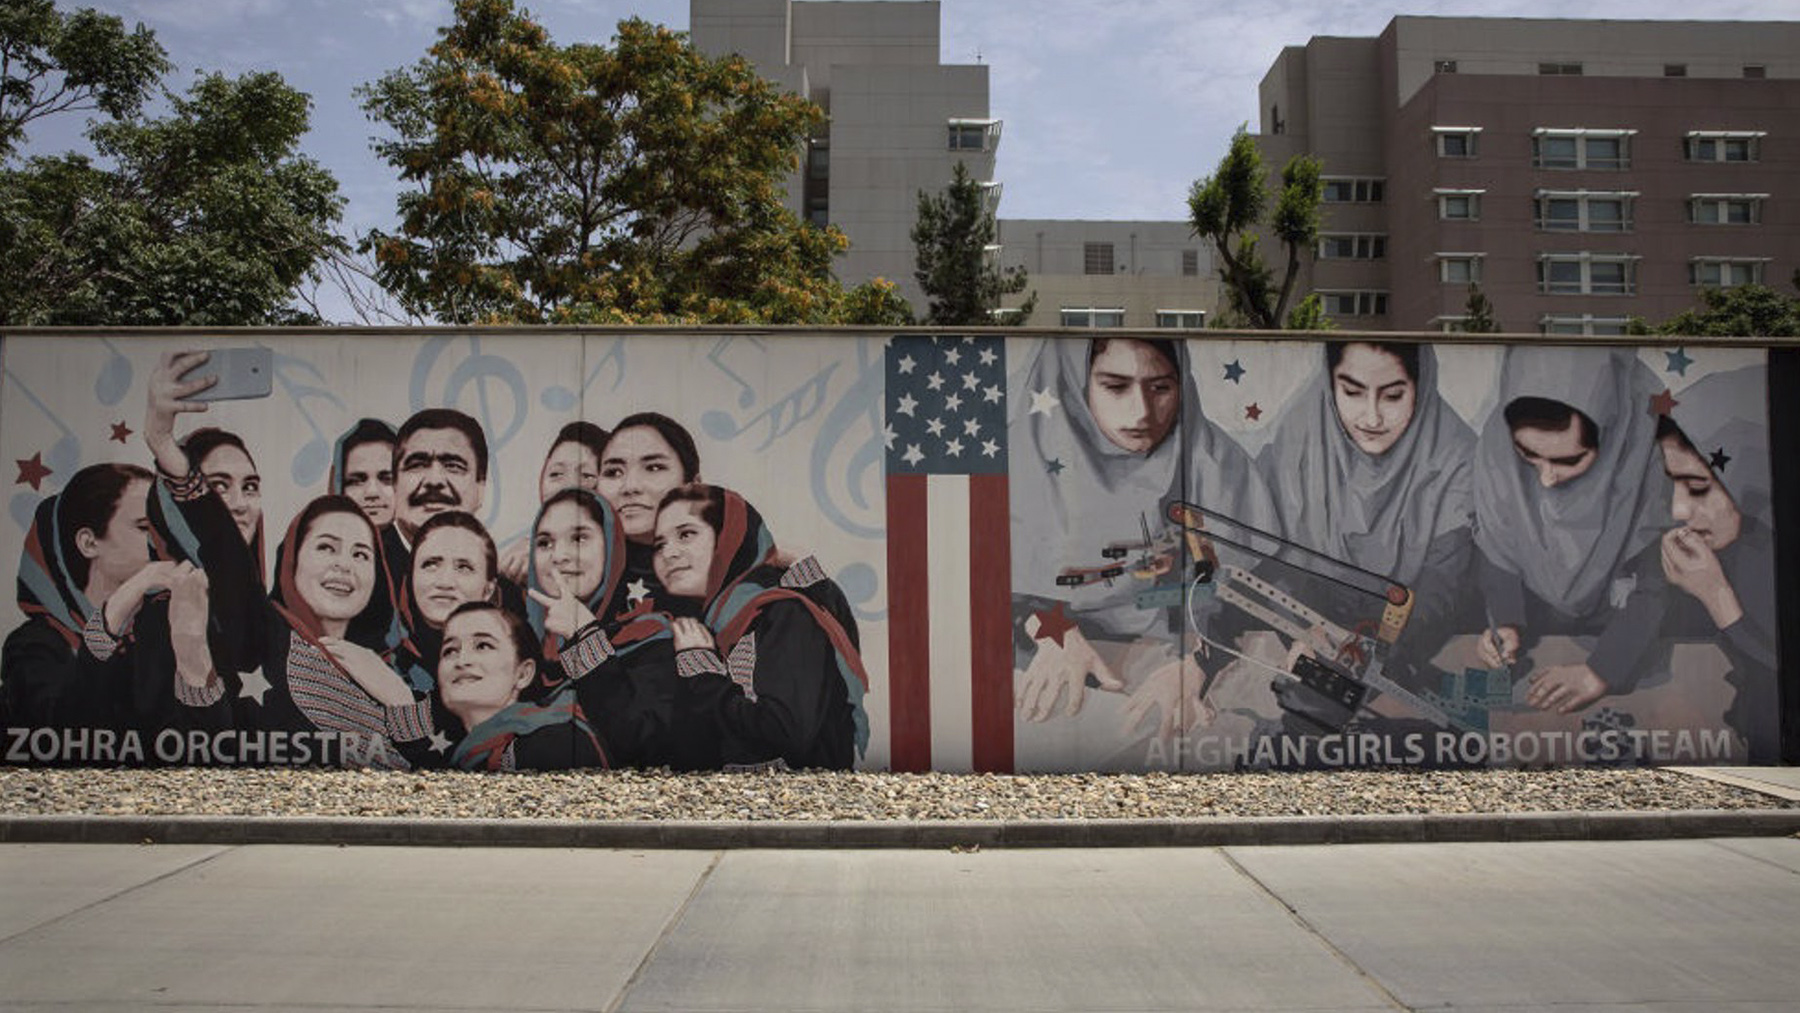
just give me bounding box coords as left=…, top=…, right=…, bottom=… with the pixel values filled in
left=1633, top=283, right=1800, bottom=338
left=1187, top=127, right=1323, bottom=329
left=0, top=0, right=168, bottom=159
left=0, top=68, right=344, bottom=325
left=1462, top=283, right=1500, bottom=333
left=910, top=161, right=1032, bottom=325
left=361, top=0, right=893, bottom=325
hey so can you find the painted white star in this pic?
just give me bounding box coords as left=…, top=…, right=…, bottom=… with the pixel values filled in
left=961, top=371, right=981, bottom=391
left=963, top=418, right=982, bottom=437
left=896, top=392, right=918, bottom=416
left=626, top=578, right=650, bottom=605
left=926, top=417, right=946, bottom=437
left=883, top=422, right=897, bottom=449
left=428, top=730, right=453, bottom=754
left=926, top=371, right=945, bottom=391
left=984, top=384, right=1003, bottom=404
left=981, top=439, right=1001, bottom=458
left=945, top=438, right=965, bottom=458
left=978, top=347, right=998, bottom=367
left=1029, top=387, right=1061, bottom=416
left=897, top=354, right=917, bottom=375
left=238, top=667, right=271, bottom=706
left=944, top=347, right=962, bottom=365
left=902, top=443, right=925, bottom=467
left=961, top=335, right=977, bottom=343
left=943, top=392, right=963, bottom=413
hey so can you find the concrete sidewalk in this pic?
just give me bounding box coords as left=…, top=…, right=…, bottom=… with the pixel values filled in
left=3, top=838, right=1798, bottom=1011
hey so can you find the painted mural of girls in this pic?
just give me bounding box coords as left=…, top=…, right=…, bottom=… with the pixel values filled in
left=344, top=599, right=611, bottom=771
left=654, top=484, right=868, bottom=771
left=1009, top=337, right=1278, bottom=742
left=1472, top=346, right=1670, bottom=715
left=1255, top=342, right=1476, bottom=666
left=596, top=411, right=701, bottom=605
left=166, top=491, right=437, bottom=768
left=390, top=510, right=499, bottom=691
left=524, top=487, right=677, bottom=767
left=1654, top=366, right=1778, bottom=760
left=330, top=418, right=397, bottom=529
left=497, top=420, right=611, bottom=585
left=0, top=462, right=191, bottom=732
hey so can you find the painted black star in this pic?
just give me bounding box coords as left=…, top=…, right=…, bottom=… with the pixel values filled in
left=1046, top=457, right=1065, bottom=475
left=1709, top=447, right=1731, bottom=473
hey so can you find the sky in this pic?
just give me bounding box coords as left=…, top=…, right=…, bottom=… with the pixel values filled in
left=16, top=0, right=1799, bottom=320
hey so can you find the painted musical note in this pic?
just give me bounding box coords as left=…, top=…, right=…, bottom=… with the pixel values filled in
left=806, top=338, right=888, bottom=542
left=93, top=338, right=134, bottom=407
left=269, top=350, right=347, bottom=487
left=540, top=336, right=627, bottom=414
left=3, top=367, right=82, bottom=481
left=705, top=336, right=762, bottom=410
left=701, top=363, right=838, bottom=451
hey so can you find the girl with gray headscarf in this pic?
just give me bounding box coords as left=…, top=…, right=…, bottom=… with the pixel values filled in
left=1256, top=342, right=1476, bottom=670
left=1654, top=365, right=1777, bottom=760
left=1472, top=346, right=1671, bottom=714
left=1009, top=337, right=1278, bottom=738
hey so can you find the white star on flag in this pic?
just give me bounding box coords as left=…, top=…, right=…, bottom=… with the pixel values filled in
left=897, top=354, right=917, bottom=374
left=963, top=418, right=981, bottom=437
left=902, top=443, right=925, bottom=466
left=944, top=393, right=962, bottom=412
left=897, top=392, right=918, bottom=416
left=926, top=417, right=945, bottom=437
left=982, top=438, right=1000, bottom=457
left=926, top=372, right=945, bottom=391
left=944, top=348, right=961, bottom=365
left=945, top=438, right=964, bottom=457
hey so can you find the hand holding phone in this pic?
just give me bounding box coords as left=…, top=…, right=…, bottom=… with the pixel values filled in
left=176, top=346, right=273, bottom=402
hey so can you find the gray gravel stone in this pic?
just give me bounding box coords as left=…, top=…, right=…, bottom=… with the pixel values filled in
left=0, top=767, right=1789, bottom=822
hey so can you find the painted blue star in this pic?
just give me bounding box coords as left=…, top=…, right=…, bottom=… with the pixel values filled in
left=1223, top=359, right=1246, bottom=384
left=1046, top=457, right=1065, bottom=475
left=1665, top=347, right=1694, bottom=376
left=1709, top=448, right=1731, bottom=472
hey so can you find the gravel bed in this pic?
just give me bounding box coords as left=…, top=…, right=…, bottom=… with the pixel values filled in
left=1, top=767, right=1789, bottom=822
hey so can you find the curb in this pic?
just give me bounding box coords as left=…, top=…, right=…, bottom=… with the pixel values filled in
left=3, top=809, right=1798, bottom=849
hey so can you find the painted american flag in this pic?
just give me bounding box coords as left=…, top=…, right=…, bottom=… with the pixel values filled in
left=884, top=335, right=1013, bottom=773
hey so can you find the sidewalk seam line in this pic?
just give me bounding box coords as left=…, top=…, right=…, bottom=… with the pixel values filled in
left=1220, top=847, right=1414, bottom=1013
left=604, top=849, right=724, bottom=1013
left=0, top=843, right=237, bottom=949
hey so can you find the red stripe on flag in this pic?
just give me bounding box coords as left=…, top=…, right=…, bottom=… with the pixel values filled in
left=886, top=472, right=932, bottom=771
left=968, top=472, right=1014, bottom=773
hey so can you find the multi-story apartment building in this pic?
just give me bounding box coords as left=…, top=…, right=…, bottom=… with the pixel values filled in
left=690, top=0, right=997, bottom=312
left=1258, top=17, right=1800, bottom=334
left=689, top=0, right=1219, bottom=326
left=995, top=220, right=1212, bottom=329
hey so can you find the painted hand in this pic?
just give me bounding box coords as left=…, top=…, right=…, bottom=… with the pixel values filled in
left=1014, top=625, right=1123, bottom=722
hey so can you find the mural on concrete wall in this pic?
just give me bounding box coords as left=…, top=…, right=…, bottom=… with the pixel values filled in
left=0, top=332, right=1776, bottom=771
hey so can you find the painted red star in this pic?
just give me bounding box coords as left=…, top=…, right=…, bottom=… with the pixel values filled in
left=1031, top=601, right=1078, bottom=648
left=1245, top=402, right=1263, bottom=422
left=15, top=452, right=52, bottom=491
left=1648, top=388, right=1679, bottom=417
left=110, top=421, right=133, bottom=443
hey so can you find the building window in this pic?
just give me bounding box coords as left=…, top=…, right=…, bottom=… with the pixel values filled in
left=1540, top=315, right=1629, bottom=336
left=1688, top=194, right=1765, bottom=225
left=1664, top=64, right=1687, bottom=77
left=1538, top=254, right=1637, bottom=296
left=1534, top=190, right=1636, bottom=232
left=807, top=144, right=830, bottom=181
left=1686, top=131, right=1763, bottom=162
left=1318, top=291, right=1389, bottom=317
left=1323, top=177, right=1385, bottom=203
left=1538, top=62, right=1583, bottom=75
left=1435, top=59, right=1458, bottom=73
left=805, top=197, right=828, bottom=228
left=1061, top=307, right=1124, bottom=328
left=1533, top=129, right=1633, bottom=169
left=1690, top=259, right=1767, bottom=287
left=1155, top=310, right=1206, bottom=329
left=1744, top=65, right=1766, bottom=79
left=1317, top=233, right=1386, bottom=259
left=947, top=118, right=1001, bottom=152
left=1180, top=249, right=1199, bottom=276
left=1436, top=189, right=1483, bottom=221
left=1083, top=242, right=1115, bottom=275
left=1432, top=126, right=1480, bottom=158
left=1438, top=254, right=1484, bottom=284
